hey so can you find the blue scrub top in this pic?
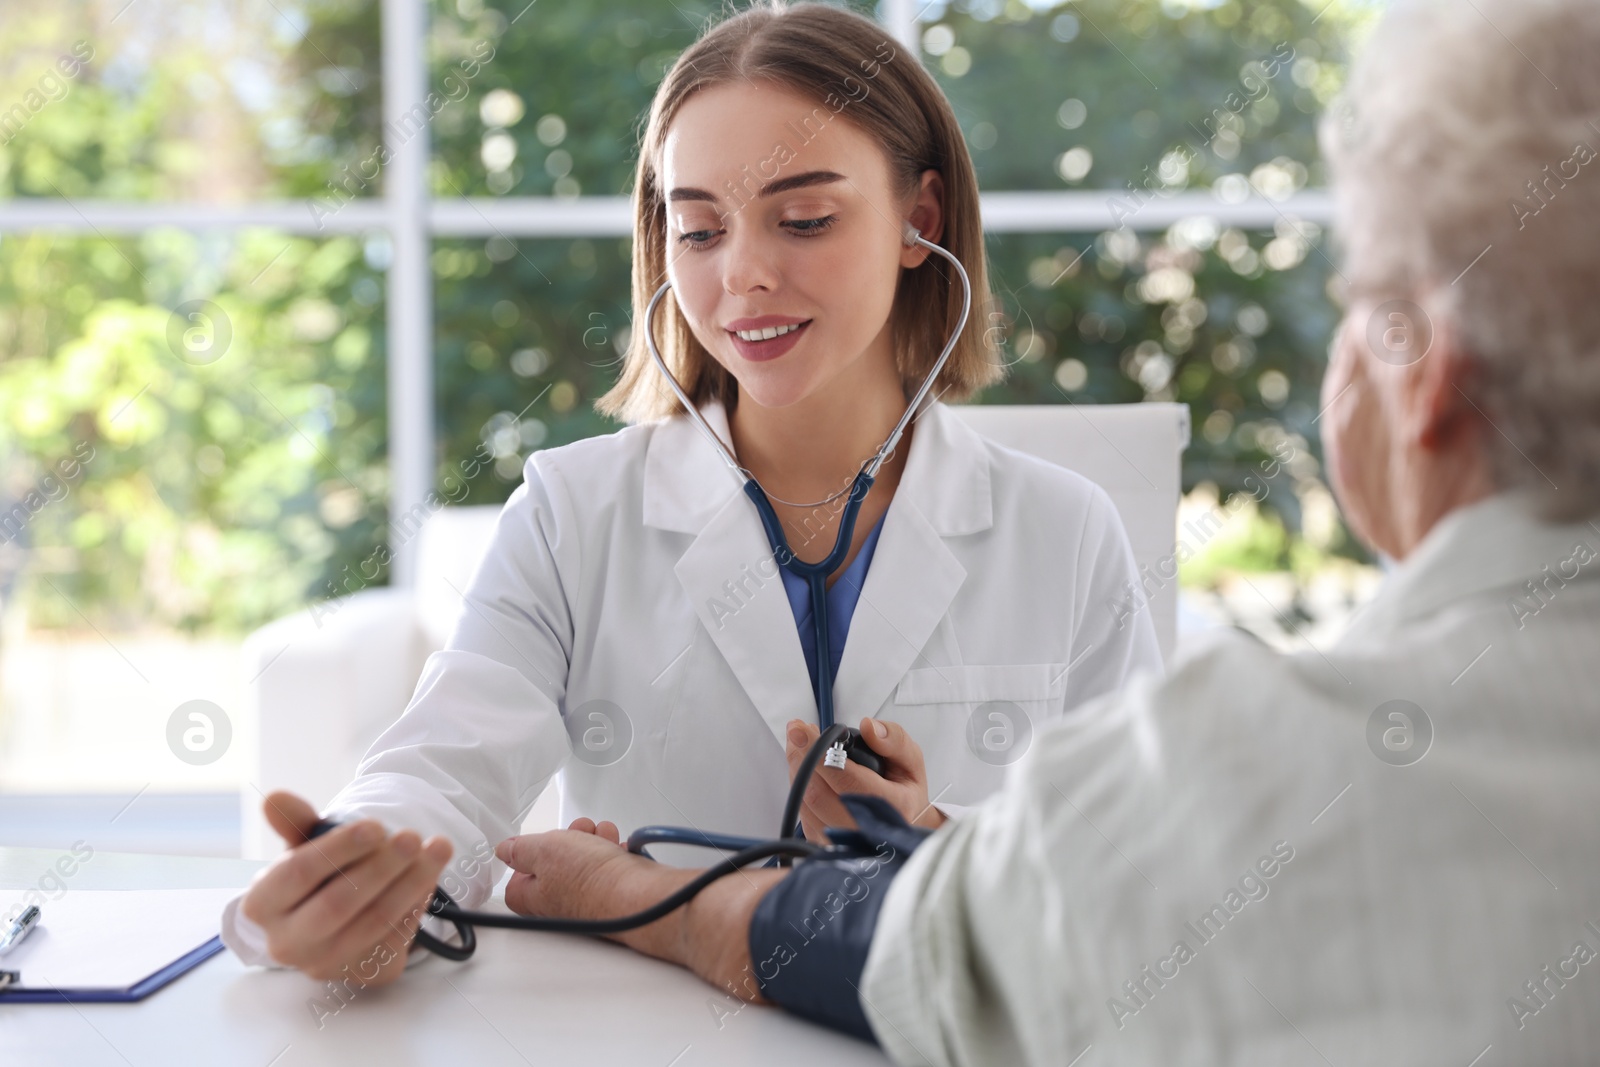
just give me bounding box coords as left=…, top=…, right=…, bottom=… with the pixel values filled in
left=778, top=510, right=888, bottom=711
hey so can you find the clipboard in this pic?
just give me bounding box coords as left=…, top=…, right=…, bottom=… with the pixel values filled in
left=0, top=936, right=225, bottom=1003
left=0, top=887, right=238, bottom=1004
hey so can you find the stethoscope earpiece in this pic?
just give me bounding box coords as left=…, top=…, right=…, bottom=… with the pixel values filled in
left=902, top=221, right=921, bottom=248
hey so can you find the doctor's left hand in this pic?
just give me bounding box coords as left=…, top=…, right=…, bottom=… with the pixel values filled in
left=785, top=717, right=948, bottom=841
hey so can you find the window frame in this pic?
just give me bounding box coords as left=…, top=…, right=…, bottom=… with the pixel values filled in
left=0, top=0, right=1333, bottom=586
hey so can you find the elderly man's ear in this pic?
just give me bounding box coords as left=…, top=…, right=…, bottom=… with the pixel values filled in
left=1396, top=305, right=1502, bottom=535
left=1406, top=314, right=1484, bottom=455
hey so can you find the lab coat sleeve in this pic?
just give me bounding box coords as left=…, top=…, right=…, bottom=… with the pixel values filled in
left=1062, top=484, right=1164, bottom=709
left=320, top=457, right=578, bottom=903
left=220, top=894, right=439, bottom=969
left=219, top=894, right=278, bottom=967
left=220, top=458, right=578, bottom=966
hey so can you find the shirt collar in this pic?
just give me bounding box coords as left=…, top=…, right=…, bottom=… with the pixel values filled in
left=1339, top=489, right=1600, bottom=643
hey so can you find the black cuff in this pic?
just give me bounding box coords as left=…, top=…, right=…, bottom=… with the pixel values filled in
left=746, top=794, right=933, bottom=1042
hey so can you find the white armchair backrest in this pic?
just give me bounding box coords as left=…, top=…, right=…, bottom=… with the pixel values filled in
left=947, top=402, right=1188, bottom=661
left=414, top=506, right=506, bottom=650
left=414, top=403, right=1189, bottom=661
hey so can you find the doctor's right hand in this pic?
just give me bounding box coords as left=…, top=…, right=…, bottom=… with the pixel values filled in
left=239, top=790, right=454, bottom=983
left=784, top=718, right=947, bottom=841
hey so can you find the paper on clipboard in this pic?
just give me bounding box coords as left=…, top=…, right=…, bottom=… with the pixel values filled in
left=0, top=888, right=238, bottom=991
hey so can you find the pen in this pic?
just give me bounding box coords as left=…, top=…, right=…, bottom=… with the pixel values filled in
left=0, top=905, right=41, bottom=957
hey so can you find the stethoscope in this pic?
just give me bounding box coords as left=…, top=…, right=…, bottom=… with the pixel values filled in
left=644, top=218, right=971, bottom=733
left=625, top=218, right=973, bottom=858
left=305, top=219, right=972, bottom=962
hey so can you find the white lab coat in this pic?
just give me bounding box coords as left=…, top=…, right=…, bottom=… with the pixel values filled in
left=222, top=397, right=1162, bottom=965
left=860, top=490, right=1600, bottom=1066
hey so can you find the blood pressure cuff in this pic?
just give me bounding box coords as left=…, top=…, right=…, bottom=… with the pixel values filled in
left=745, top=794, right=934, bottom=1043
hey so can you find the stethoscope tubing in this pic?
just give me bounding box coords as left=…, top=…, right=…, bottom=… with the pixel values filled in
left=310, top=726, right=853, bottom=960
left=431, top=837, right=820, bottom=937
left=305, top=726, right=857, bottom=958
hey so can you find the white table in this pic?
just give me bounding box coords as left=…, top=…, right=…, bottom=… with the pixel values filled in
left=0, top=847, right=892, bottom=1066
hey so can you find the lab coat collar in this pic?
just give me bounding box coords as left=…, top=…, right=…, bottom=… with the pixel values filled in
left=643, top=397, right=993, bottom=535
left=1339, top=489, right=1600, bottom=644
left=657, top=397, right=992, bottom=748
left=640, top=399, right=743, bottom=533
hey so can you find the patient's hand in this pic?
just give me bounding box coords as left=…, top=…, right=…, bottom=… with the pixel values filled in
left=497, top=819, right=784, bottom=1000
left=785, top=717, right=948, bottom=841
left=497, top=818, right=632, bottom=932
left=564, top=816, right=622, bottom=844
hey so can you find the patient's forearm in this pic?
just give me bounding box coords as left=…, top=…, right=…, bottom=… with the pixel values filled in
left=677, top=868, right=787, bottom=1002
left=603, top=795, right=931, bottom=1032
left=603, top=859, right=786, bottom=1002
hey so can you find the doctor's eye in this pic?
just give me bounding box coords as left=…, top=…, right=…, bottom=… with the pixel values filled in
left=674, top=215, right=839, bottom=251
left=784, top=214, right=839, bottom=236
left=677, top=228, right=723, bottom=250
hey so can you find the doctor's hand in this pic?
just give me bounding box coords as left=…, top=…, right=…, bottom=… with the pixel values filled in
left=784, top=717, right=948, bottom=841
left=240, top=790, right=454, bottom=984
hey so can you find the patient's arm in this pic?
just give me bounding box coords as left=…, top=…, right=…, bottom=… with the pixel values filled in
left=497, top=818, right=783, bottom=1001
left=498, top=799, right=932, bottom=1037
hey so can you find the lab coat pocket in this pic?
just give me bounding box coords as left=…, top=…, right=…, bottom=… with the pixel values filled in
left=890, top=663, right=1067, bottom=800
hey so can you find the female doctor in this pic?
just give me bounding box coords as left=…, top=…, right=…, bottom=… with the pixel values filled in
left=222, top=0, right=1161, bottom=985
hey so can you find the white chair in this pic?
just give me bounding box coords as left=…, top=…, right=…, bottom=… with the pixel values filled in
left=239, top=403, right=1189, bottom=858
left=948, top=402, right=1189, bottom=656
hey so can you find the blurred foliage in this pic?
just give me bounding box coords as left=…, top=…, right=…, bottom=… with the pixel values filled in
left=0, top=1, right=381, bottom=201
left=1179, top=500, right=1290, bottom=586
left=430, top=236, right=636, bottom=495
left=0, top=232, right=390, bottom=630
left=0, top=0, right=1372, bottom=632
left=925, top=0, right=1350, bottom=191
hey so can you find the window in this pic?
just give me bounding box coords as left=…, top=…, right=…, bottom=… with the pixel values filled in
left=0, top=0, right=1364, bottom=838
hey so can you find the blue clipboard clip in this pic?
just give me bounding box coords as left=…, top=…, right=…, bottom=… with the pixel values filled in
left=0, top=934, right=225, bottom=1004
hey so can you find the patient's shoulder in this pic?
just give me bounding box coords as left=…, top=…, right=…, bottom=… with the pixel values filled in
left=1140, top=625, right=1357, bottom=755
left=1162, top=625, right=1284, bottom=681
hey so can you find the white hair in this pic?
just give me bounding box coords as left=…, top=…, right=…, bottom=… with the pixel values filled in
left=1320, top=0, right=1600, bottom=518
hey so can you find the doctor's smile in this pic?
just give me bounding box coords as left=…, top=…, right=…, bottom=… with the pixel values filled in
left=724, top=316, right=813, bottom=361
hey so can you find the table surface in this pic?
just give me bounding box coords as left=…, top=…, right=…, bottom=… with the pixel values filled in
left=0, top=846, right=892, bottom=1067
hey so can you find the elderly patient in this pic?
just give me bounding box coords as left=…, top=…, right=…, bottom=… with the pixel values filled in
left=502, top=0, right=1600, bottom=1061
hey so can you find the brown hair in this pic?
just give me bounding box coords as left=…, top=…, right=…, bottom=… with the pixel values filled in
left=594, top=0, right=1004, bottom=424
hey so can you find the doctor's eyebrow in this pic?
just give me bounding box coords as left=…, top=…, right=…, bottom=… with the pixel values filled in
left=667, top=169, right=847, bottom=204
